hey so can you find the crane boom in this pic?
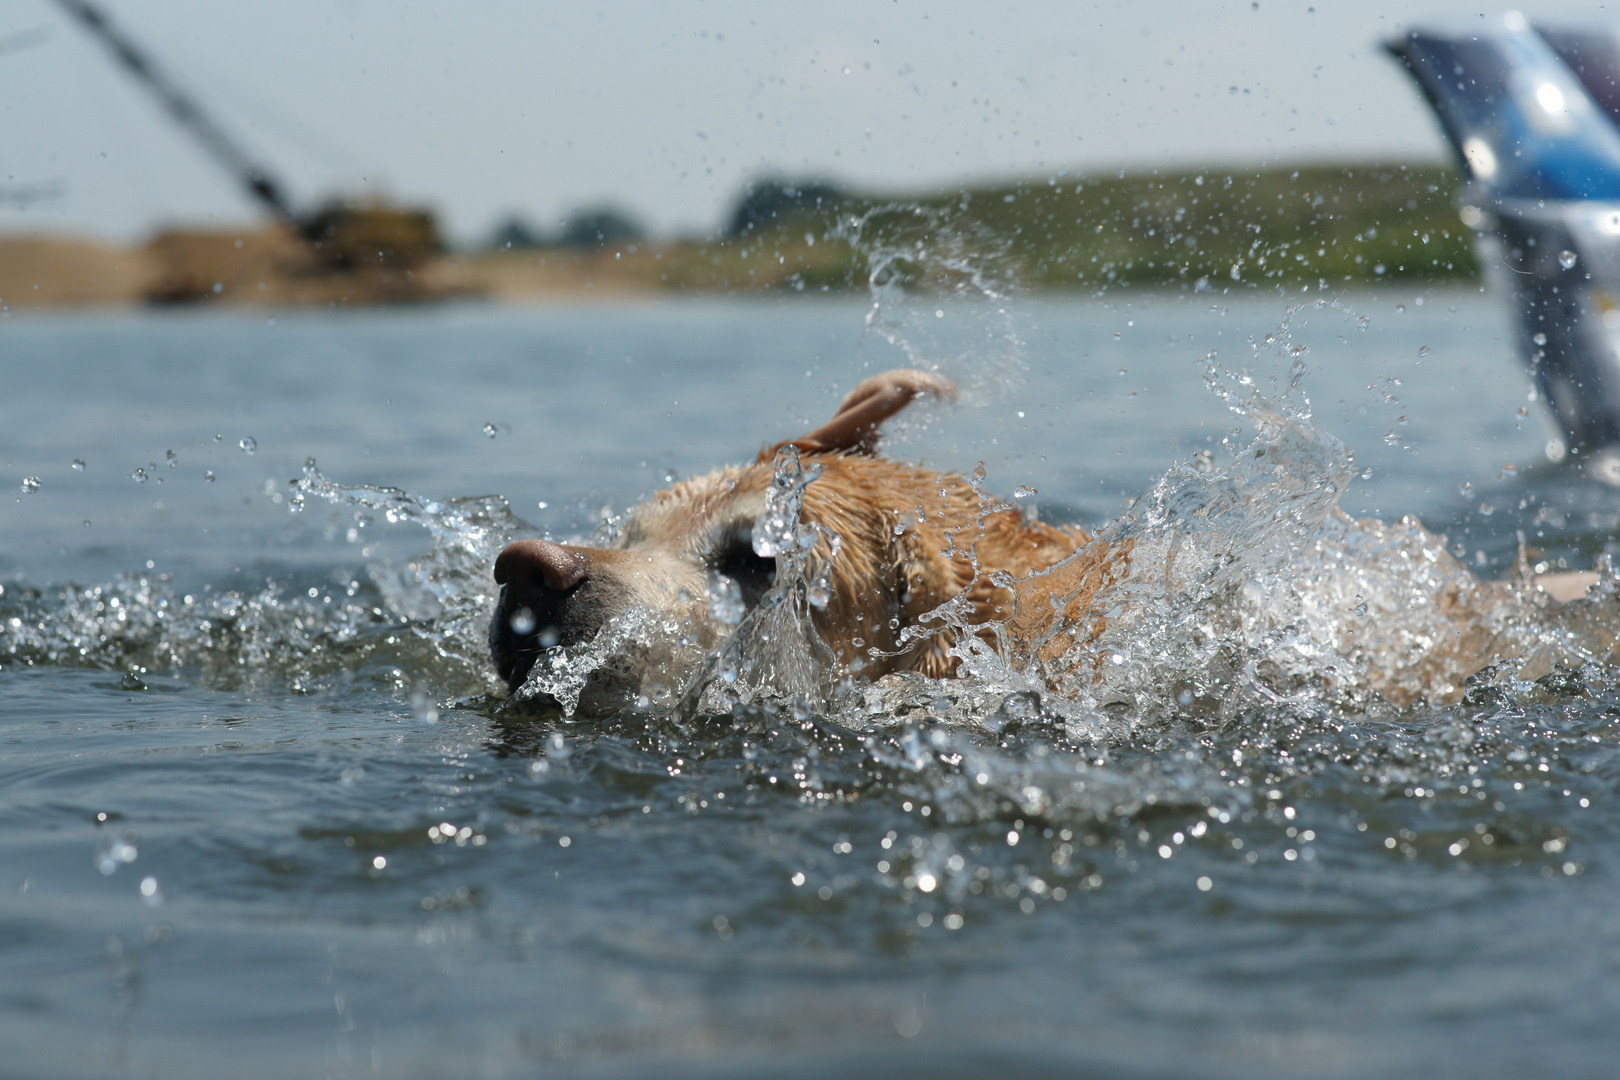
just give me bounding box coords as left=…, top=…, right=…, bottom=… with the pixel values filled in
left=52, top=0, right=300, bottom=228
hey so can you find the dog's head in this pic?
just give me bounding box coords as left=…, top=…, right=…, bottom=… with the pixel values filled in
left=489, top=369, right=1084, bottom=702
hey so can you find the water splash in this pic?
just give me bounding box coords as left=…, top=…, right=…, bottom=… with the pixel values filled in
left=830, top=202, right=1028, bottom=430
left=286, top=458, right=532, bottom=683
left=1, top=458, right=537, bottom=700
left=706, top=573, right=746, bottom=625
left=512, top=607, right=690, bottom=717
left=811, top=298, right=1620, bottom=740
left=750, top=445, right=822, bottom=559
left=676, top=445, right=837, bottom=717
left=0, top=570, right=420, bottom=695
left=9, top=300, right=1620, bottom=773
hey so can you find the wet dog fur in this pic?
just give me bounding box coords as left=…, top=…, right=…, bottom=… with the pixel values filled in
left=490, top=369, right=1610, bottom=712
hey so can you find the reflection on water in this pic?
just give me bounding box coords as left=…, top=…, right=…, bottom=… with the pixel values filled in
left=5, top=287, right=1620, bottom=1078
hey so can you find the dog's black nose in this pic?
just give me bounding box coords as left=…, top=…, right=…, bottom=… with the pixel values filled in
left=490, top=540, right=591, bottom=693
left=495, top=539, right=588, bottom=594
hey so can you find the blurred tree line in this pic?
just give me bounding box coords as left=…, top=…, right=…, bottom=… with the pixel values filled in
left=484, top=163, right=1476, bottom=296
left=671, top=164, right=1473, bottom=293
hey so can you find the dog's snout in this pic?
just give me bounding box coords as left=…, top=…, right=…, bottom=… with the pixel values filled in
left=495, top=539, right=589, bottom=595
left=490, top=539, right=594, bottom=695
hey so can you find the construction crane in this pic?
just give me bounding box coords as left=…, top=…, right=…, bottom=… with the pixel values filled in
left=54, top=0, right=442, bottom=274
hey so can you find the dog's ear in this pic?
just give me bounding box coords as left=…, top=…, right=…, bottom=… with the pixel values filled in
left=761, top=368, right=957, bottom=461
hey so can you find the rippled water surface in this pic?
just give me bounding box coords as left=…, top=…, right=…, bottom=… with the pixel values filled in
left=6, top=290, right=1620, bottom=1079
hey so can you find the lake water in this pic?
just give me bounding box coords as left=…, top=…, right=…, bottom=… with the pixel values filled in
left=5, top=286, right=1620, bottom=1079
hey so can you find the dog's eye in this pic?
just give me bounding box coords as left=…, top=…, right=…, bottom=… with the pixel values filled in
left=713, top=538, right=777, bottom=601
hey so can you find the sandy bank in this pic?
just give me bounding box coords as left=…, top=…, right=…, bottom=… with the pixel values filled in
left=0, top=230, right=842, bottom=311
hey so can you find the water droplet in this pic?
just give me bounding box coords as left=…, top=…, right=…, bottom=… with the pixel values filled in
left=71, top=459, right=85, bottom=471
left=131, top=468, right=148, bottom=484
left=239, top=437, right=257, bottom=454
left=1533, top=332, right=1548, bottom=346
left=509, top=608, right=536, bottom=636
left=1418, top=345, right=1430, bottom=357
left=483, top=422, right=499, bottom=439
left=165, top=449, right=177, bottom=468
left=1478, top=503, right=1495, bottom=517
left=204, top=470, right=215, bottom=482
left=1459, top=481, right=1475, bottom=499
left=409, top=687, right=439, bottom=724
left=96, top=836, right=138, bottom=875
left=19, top=477, right=40, bottom=494
left=1351, top=596, right=1368, bottom=617
left=707, top=573, right=746, bottom=625
left=1558, top=250, right=1578, bottom=270
left=752, top=445, right=819, bottom=557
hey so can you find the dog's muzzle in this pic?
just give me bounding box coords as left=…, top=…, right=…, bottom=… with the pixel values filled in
left=489, top=539, right=592, bottom=692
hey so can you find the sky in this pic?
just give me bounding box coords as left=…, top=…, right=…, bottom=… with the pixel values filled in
left=0, top=0, right=1613, bottom=245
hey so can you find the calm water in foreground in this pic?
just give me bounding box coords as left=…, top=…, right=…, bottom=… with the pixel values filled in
left=5, top=288, right=1620, bottom=1079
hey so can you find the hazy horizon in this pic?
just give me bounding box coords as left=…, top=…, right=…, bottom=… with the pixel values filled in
left=2, top=0, right=1613, bottom=244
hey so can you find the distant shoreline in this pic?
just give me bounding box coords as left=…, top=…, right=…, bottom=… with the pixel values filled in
left=1, top=161, right=1480, bottom=311
left=0, top=234, right=681, bottom=311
